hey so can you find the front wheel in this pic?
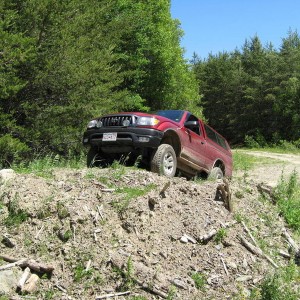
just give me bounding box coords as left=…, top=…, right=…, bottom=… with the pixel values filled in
left=208, top=167, right=224, bottom=180
left=151, top=144, right=177, bottom=177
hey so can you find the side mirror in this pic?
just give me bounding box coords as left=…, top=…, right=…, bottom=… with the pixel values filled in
left=184, top=120, right=199, bottom=129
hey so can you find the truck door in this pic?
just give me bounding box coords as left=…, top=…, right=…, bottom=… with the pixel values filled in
left=179, top=114, right=207, bottom=169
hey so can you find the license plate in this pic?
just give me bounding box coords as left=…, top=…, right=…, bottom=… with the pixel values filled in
left=102, top=132, right=117, bottom=141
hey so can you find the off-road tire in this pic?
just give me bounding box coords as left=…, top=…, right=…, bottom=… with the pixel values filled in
left=208, top=167, right=224, bottom=180
left=151, top=144, right=177, bottom=177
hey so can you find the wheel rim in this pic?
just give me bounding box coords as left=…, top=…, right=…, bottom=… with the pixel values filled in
left=163, top=151, right=175, bottom=176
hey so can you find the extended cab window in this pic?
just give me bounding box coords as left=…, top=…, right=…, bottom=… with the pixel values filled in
left=204, top=124, right=228, bottom=150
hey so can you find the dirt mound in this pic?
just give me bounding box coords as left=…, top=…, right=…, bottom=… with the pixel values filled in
left=0, top=167, right=297, bottom=299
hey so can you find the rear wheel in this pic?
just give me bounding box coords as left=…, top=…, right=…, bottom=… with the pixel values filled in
left=151, top=144, right=177, bottom=177
left=208, top=167, right=224, bottom=180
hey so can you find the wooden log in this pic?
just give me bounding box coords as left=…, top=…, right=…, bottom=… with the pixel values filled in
left=0, top=255, right=54, bottom=274
left=0, top=259, right=27, bottom=271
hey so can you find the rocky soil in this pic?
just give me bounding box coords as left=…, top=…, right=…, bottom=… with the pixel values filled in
left=0, top=152, right=300, bottom=299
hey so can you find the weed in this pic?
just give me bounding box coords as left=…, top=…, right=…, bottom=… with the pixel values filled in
left=251, top=263, right=300, bottom=300
left=4, top=195, right=28, bottom=227
left=214, top=228, right=227, bottom=244
left=128, top=297, right=147, bottom=300
left=166, top=285, right=177, bottom=300
left=111, top=184, right=155, bottom=214
left=73, top=264, right=93, bottom=282
left=191, top=272, right=206, bottom=290
left=56, top=202, right=70, bottom=219
left=273, top=170, right=300, bottom=232
left=234, top=213, right=243, bottom=223
left=37, top=196, right=54, bottom=219
left=13, top=152, right=85, bottom=176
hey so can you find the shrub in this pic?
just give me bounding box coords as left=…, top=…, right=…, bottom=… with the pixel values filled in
left=0, top=134, right=29, bottom=168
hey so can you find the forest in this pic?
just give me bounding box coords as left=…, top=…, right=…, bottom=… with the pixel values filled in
left=1, top=0, right=300, bottom=167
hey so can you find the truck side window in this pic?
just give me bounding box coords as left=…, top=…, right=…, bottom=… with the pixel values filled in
left=185, top=114, right=201, bottom=136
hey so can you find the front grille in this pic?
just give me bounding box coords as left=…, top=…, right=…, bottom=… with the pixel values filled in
left=101, top=115, right=133, bottom=127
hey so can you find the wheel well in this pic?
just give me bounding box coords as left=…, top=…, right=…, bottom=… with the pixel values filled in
left=161, top=130, right=181, bottom=156
left=214, top=160, right=225, bottom=174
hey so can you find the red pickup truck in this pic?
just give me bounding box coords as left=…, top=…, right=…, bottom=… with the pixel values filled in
left=83, top=110, right=232, bottom=178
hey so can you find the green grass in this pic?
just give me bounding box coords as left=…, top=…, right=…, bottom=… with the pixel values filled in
left=13, top=153, right=85, bottom=177
left=233, top=150, right=283, bottom=171
left=250, top=263, right=300, bottom=300
left=4, top=195, right=29, bottom=227
left=111, top=184, right=156, bottom=214
left=191, top=272, right=206, bottom=290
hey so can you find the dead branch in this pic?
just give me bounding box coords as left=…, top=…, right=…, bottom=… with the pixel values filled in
left=17, top=267, right=31, bottom=290
left=95, top=291, right=130, bottom=299
left=216, top=179, right=232, bottom=212
left=199, top=221, right=237, bottom=243
left=110, top=257, right=168, bottom=299
left=0, top=259, right=28, bottom=271
left=159, top=181, right=171, bottom=198
left=240, top=236, right=278, bottom=268
left=282, top=229, right=299, bottom=252
left=0, top=255, right=54, bottom=273
left=241, top=221, right=259, bottom=248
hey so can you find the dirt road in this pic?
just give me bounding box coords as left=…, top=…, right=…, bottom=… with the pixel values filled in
left=236, top=150, right=300, bottom=187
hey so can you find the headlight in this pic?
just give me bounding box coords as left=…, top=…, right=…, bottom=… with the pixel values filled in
left=87, top=120, right=97, bottom=128
left=136, top=117, right=160, bottom=126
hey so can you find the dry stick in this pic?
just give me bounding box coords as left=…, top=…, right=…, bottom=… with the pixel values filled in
left=241, top=221, right=259, bottom=248
left=199, top=221, right=237, bottom=243
left=35, top=225, right=44, bottom=239
left=95, top=291, right=130, bottom=299
left=0, top=259, right=28, bottom=271
left=0, top=255, right=54, bottom=273
left=17, top=267, right=31, bottom=290
left=220, top=257, right=229, bottom=276
left=97, top=205, right=104, bottom=220
left=282, top=229, right=299, bottom=252
left=110, top=259, right=168, bottom=299
left=240, top=236, right=278, bottom=268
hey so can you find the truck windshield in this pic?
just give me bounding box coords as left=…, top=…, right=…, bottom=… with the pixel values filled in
left=155, top=110, right=184, bottom=122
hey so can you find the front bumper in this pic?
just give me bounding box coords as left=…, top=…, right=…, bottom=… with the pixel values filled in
left=83, top=127, right=163, bottom=150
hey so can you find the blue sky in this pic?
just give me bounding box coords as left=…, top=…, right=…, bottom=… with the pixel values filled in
left=171, top=0, right=300, bottom=60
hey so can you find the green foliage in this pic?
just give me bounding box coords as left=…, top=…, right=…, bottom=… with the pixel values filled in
left=214, top=228, right=227, bottom=244
left=0, top=0, right=200, bottom=162
left=250, top=263, right=300, bottom=300
left=192, top=30, right=300, bottom=145
left=73, top=264, right=93, bottom=283
left=56, top=202, right=70, bottom=219
left=111, top=184, right=155, bottom=214
left=4, top=195, right=29, bottom=227
left=0, top=134, right=29, bottom=168
left=191, top=272, right=206, bottom=290
left=13, top=152, right=85, bottom=176
left=273, top=171, right=300, bottom=232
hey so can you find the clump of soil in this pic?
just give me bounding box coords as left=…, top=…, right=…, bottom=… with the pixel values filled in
left=0, top=166, right=297, bottom=299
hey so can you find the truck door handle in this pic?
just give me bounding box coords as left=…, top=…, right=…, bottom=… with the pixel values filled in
left=201, top=141, right=205, bottom=144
